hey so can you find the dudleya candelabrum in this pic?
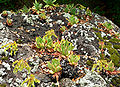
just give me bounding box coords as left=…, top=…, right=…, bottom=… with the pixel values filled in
left=47, top=58, right=62, bottom=74
left=12, top=59, right=31, bottom=74
left=43, top=0, right=57, bottom=9
left=64, top=4, right=76, bottom=15
left=53, top=39, right=74, bottom=57
left=92, top=60, right=115, bottom=72
left=1, top=41, right=18, bottom=56
left=68, top=52, right=80, bottom=66
left=21, top=74, right=40, bottom=87
left=36, top=29, right=57, bottom=49
left=66, top=15, right=79, bottom=25
left=102, top=22, right=113, bottom=30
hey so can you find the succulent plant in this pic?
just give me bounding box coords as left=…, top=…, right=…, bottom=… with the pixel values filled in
left=21, top=74, right=40, bottom=87
left=64, top=4, right=76, bottom=15
left=31, top=0, right=44, bottom=14
left=1, top=41, right=18, bottom=56
left=79, top=4, right=86, bottom=10
left=68, top=52, right=80, bottom=66
left=12, top=59, right=31, bottom=74
left=6, top=18, right=13, bottom=26
left=54, top=39, right=74, bottom=57
left=66, top=15, right=79, bottom=26
left=92, top=60, right=115, bottom=72
left=1, top=10, right=8, bottom=17
left=33, top=0, right=43, bottom=11
left=36, top=29, right=57, bottom=49
left=47, top=58, right=62, bottom=74
left=39, top=12, right=46, bottom=19
left=85, top=8, right=92, bottom=17
left=43, top=0, right=57, bottom=9
left=102, top=22, right=113, bottom=30
left=21, top=5, right=30, bottom=13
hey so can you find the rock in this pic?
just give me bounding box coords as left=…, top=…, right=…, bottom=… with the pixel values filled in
left=60, top=78, right=76, bottom=87
left=0, top=22, right=4, bottom=30
left=75, top=70, right=107, bottom=87
left=35, top=73, right=51, bottom=83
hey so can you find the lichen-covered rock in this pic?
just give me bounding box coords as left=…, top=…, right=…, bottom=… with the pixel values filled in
left=75, top=70, right=108, bottom=87
left=60, top=78, right=76, bottom=87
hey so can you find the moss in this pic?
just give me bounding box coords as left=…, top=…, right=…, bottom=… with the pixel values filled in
left=103, top=36, right=108, bottom=40
left=92, top=27, right=99, bottom=31
left=104, top=42, right=120, bottom=67
left=113, top=45, right=120, bottom=49
left=0, top=84, right=6, bottom=87
left=16, top=39, right=22, bottom=44
left=110, top=53, right=120, bottom=67
left=109, top=38, right=120, bottom=43
left=86, top=60, right=93, bottom=66
left=111, top=77, right=120, bottom=86
left=1, top=56, right=8, bottom=60
left=100, top=53, right=105, bottom=59
left=95, top=32, right=103, bottom=40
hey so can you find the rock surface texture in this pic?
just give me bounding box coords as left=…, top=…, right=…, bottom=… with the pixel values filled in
left=0, top=5, right=120, bottom=87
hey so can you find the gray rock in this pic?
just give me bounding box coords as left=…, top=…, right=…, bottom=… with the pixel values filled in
left=75, top=70, right=107, bottom=87
left=60, top=78, right=76, bottom=87
left=35, top=73, right=51, bottom=83
left=0, top=22, right=4, bottom=30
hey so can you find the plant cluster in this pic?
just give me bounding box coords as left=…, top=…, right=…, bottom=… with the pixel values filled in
left=35, top=29, right=80, bottom=86
left=8, top=29, right=80, bottom=87
left=64, top=4, right=77, bottom=15
left=102, top=22, right=113, bottom=30
left=92, top=60, right=115, bottom=72
left=1, top=10, right=8, bottom=17
left=31, top=0, right=44, bottom=14
left=1, top=41, right=18, bottom=56
left=36, top=29, right=57, bottom=49
left=43, top=0, right=57, bottom=10
left=21, top=74, right=40, bottom=87
left=54, top=39, right=74, bottom=56
left=12, top=59, right=31, bottom=74
left=6, top=18, right=13, bottom=26
left=66, top=15, right=79, bottom=26
left=12, top=58, right=40, bottom=87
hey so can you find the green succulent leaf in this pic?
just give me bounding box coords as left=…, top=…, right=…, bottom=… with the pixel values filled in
left=102, top=22, right=113, bottom=30
left=67, top=15, right=79, bottom=25
left=33, top=0, right=43, bottom=11
left=1, top=41, right=18, bottom=56
left=54, top=39, right=74, bottom=56
left=47, top=59, right=62, bottom=74
left=12, top=59, right=31, bottom=74
left=68, top=53, right=80, bottom=66
left=92, top=60, right=115, bottom=72
left=21, top=74, right=40, bottom=87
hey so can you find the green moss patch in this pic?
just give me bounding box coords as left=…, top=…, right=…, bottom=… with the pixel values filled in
left=1, top=56, right=8, bottom=60
left=0, top=84, right=6, bottom=87
left=111, top=77, right=120, bottom=87
left=95, top=32, right=104, bottom=40
left=113, top=45, right=120, bottom=49
left=86, top=60, right=94, bottom=66
left=105, top=42, right=120, bottom=67
left=109, top=38, right=120, bottom=43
